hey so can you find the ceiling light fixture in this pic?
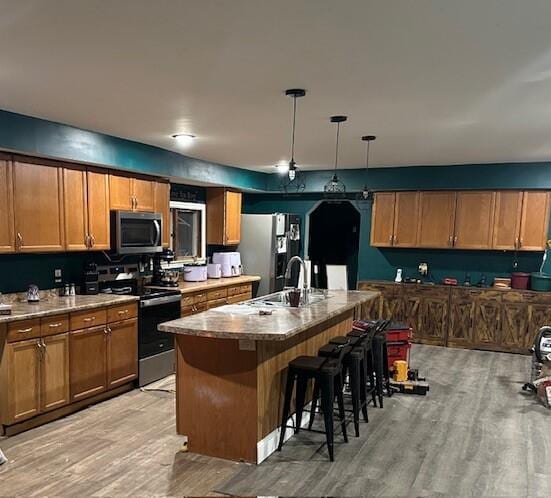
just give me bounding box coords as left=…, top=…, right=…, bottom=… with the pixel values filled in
left=280, top=88, right=306, bottom=193
left=171, top=133, right=196, bottom=147
left=357, top=135, right=376, bottom=201
left=324, top=115, right=347, bottom=197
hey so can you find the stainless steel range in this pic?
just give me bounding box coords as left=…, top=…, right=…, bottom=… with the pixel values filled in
left=98, top=265, right=181, bottom=386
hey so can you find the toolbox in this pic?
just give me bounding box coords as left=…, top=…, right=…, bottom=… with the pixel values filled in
left=387, top=341, right=411, bottom=369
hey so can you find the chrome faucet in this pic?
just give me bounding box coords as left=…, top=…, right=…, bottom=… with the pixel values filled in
left=284, top=256, right=310, bottom=303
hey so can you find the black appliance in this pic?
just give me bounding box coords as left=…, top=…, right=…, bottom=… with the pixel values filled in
left=111, top=210, right=163, bottom=254
left=98, top=264, right=181, bottom=386
left=82, top=261, right=99, bottom=295
left=151, top=248, right=178, bottom=287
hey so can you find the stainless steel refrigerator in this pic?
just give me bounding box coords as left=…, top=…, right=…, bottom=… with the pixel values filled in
left=239, top=213, right=301, bottom=297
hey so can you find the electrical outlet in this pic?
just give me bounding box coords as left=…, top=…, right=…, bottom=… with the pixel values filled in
left=418, top=262, right=428, bottom=276
left=54, top=268, right=62, bottom=284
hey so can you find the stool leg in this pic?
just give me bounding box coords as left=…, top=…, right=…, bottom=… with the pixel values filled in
left=277, top=369, right=295, bottom=451
left=320, top=372, right=335, bottom=461
left=382, top=342, right=392, bottom=398
left=375, top=340, right=384, bottom=408
left=295, top=374, right=308, bottom=434
left=359, top=354, right=369, bottom=423
left=349, top=358, right=361, bottom=436
left=308, top=380, right=320, bottom=430
left=367, top=349, right=377, bottom=408
left=335, top=373, right=348, bottom=443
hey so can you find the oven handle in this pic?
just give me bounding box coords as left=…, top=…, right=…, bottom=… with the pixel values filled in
left=153, top=219, right=161, bottom=247
left=140, top=294, right=182, bottom=308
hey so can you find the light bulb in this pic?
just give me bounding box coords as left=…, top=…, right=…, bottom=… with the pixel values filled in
left=288, top=168, right=296, bottom=181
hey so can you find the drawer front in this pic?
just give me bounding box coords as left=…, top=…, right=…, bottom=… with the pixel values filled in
left=181, top=295, right=195, bottom=307
left=70, top=308, right=107, bottom=330
left=107, top=302, right=138, bottom=323
left=40, top=314, right=70, bottom=337
left=193, top=292, right=208, bottom=304
left=227, top=292, right=251, bottom=305
left=207, top=298, right=227, bottom=309
left=227, top=285, right=242, bottom=297
left=195, top=302, right=208, bottom=313
left=207, top=288, right=227, bottom=301
left=239, top=284, right=252, bottom=295
left=181, top=305, right=195, bottom=317
left=7, top=318, right=41, bottom=343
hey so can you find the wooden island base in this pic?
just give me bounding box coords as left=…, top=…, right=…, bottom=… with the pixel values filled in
left=175, top=310, right=354, bottom=463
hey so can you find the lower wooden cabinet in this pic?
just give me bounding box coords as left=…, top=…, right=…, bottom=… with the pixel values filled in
left=416, top=289, right=448, bottom=346
left=107, top=318, right=138, bottom=389
left=70, top=325, right=108, bottom=402
left=448, top=289, right=475, bottom=347
left=41, top=333, right=70, bottom=412
left=180, top=283, right=253, bottom=317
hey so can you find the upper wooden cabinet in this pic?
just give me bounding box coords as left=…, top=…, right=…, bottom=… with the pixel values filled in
left=86, top=171, right=111, bottom=250
left=453, top=191, right=495, bottom=249
left=109, top=174, right=155, bottom=212
left=154, top=181, right=171, bottom=248
left=519, top=191, right=550, bottom=251
left=0, top=156, right=15, bottom=253
left=493, top=191, right=523, bottom=250
left=13, top=159, right=65, bottom=252
left=370, top=192, right=395, bottom=247
left=417, top=191, right=456, bottom=248
left=207, top=188, right=242, bottom=245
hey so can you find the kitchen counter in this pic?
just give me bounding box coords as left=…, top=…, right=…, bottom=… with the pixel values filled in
left=159, top=290, right=377, bottom=341
left=0, top=294, right=139, bottom=324
left=160, top=289, right=379, bottom=464
left=146, top=274, right=260, bottom=294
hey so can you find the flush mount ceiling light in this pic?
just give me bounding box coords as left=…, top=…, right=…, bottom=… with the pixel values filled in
left=280, top=88, right=306, bottom=193
left=171, top=133, right=196, bottom=147
left=324, top=115, right=348, bottom=197
left=356, top=135, right=376, bottom=203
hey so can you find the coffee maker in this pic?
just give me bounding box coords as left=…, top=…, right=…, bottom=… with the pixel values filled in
left=151, top=249, right=179, bottom=287
left=82, top=261, right=99, bottom=294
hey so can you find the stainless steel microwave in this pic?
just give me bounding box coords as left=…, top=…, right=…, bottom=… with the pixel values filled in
left=112, top=211, right=163, bottom=254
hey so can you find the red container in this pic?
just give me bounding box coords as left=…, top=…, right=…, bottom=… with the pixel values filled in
left=511, top=272, right=530, bottom=290
left=387, top=341, right=411, bottom=370
left=386, top=326, right=413, bottom=342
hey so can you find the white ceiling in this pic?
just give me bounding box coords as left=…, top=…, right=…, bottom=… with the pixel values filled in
left=2, top=0, right=551, bottom=172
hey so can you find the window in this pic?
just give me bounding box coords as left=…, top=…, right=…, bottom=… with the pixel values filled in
left=169, top=201, right=206, bottom=263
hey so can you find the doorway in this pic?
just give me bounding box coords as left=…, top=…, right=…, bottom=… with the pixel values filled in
left=307, top=200, right=361, bottom=290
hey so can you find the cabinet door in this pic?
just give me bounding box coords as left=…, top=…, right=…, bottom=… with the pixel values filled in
left=370, top=192, right=395, bottom=247
left=6, top=338, right=41, bottom=423
left=13, top=161, right=65, bottom=252
left=453, top=191, right=495, bottom=249
left=417, top=191, right=456, bottom=248
left=400, top=288, right=421, bottom=333
left=393, top=192, right=419, bottom=247
left=500, top=296, right=529, bottom=352
left=87, top=171, right=111, bottom=250
left=107, top=318, right=138, bottom=389
left=448, top=289, right=475, bottom=347
left=63, top=168, right=89, bottom=251
left=473, top=292, right=501, bottom=348
left=492, top=191, right=523, bottom=250
left=154, top=181, right=171, bottom=247
left=41, top=333, right=70, bottom=412
left=109, top=174, right=133, bottom=211
left=70, top=326, right=107, bottom=402
left=132, top=178, right=155, bottom=212
left=417, top=292, right=448, bottom=345
left=224, top=190, right=242, bottom=245
left=0, top=157, right=15, bottom=253
left=519, top=191, right=550, bottom=251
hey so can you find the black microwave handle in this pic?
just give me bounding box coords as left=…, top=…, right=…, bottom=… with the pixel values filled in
left=153, top=219, right=161, bottom=246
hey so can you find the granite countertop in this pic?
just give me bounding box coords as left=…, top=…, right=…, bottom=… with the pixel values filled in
left=0, top=294, right=139, bottom=324
left=158, top=290, right=379, bottom=341
left=146, top=275, right=260, bottom=294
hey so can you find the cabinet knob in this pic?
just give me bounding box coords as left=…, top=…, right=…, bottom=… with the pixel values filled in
left=16, top=232, right=23, bottom=249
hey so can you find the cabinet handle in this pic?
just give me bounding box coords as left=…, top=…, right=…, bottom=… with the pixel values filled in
left=48, top=323, right=63, bottom=328
left=18, top=327, right=33, bottom=333
left=83, top=316, right=96, bottom=322
left=519, top=238, right=523, bottom=248
left=453, top=236, right=458, bottom=245
left=389, top=234, right=393, bottom=244
left=90, top=235, right=95, bottom=248
left=117, top=309, right=129, bottom=315
left=514, top=237, right=519, bottom=249
left=393, top=235, right=398, bottom=245
left=16, top=232, right=23, bottom=249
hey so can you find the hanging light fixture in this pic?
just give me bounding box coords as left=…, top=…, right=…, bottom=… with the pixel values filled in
left=324, top=115, right=347, bottom=196
left=357, top=135, right=376, bottom=201
left=279, top=88, right=306, bottom=193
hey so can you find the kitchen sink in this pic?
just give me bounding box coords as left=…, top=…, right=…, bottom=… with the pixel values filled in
left=245, top=288, right=331, bottom=308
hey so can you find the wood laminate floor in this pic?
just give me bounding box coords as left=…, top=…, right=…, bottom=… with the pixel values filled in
left=1, top=345, right=549, bottom=497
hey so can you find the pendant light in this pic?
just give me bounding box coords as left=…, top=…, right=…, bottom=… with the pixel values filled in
left=324, top=115, right=347, bottom=196
left=357, top=135, right=376, bottom=201
left=280, top=88, right=306, bottom=193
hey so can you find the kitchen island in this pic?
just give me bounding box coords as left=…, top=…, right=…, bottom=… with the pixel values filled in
left=158, top=289, right=379, bottom=463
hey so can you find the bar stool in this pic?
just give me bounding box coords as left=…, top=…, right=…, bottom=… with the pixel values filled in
left=277, top=353, right=348, bottom=461
left=347, top=329, right=378, bottom=408
left=372, top=329, right=391, bottom=408
left=309, top=341, right=366, bottom=437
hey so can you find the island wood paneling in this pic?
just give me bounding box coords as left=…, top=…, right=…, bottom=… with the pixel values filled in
left=256, top=311, right=354, bottom=441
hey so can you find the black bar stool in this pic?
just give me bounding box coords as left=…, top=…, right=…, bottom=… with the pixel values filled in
left=372, top=329, right=391, bottom=408
left=347, top=329, right=377, bottom=408
left=277, top=354, right=348, bottom=461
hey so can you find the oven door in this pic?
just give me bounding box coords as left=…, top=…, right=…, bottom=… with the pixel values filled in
left=138, top=296, right=181, bottom=359
left=114, top=211, right=162, bottom=254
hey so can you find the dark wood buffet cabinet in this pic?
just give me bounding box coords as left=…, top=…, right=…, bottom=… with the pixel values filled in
left=358, top=281, right=551, bottom=354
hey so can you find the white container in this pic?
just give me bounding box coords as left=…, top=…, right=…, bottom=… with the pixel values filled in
left=212, top=252, right=242, bottom=277
left=182, top=265, right=208, bottom=282
left=207, top=263, right=222, bottom=279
